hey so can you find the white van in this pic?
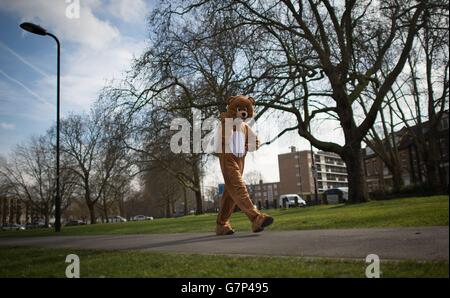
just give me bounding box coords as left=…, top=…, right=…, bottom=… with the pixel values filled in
left=279, top=194, right=307, bottom=208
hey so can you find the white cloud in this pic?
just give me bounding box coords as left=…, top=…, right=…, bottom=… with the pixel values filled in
left=60, top=38, right=146, bottom=112
left=106, top=0, right=148, bottom=23
left=0, top=0, right=150, bottom=158
left=2, top=0, right=120, bottom=50
left=0, top=122, right=16, bottom=130
left=1, top=0, right=148, bottom=113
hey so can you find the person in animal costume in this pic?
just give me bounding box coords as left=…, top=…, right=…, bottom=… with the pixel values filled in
left=215, top=95, right=274, bottom=236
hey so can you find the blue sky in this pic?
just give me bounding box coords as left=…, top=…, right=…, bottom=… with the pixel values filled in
left=0, top=0, right=152, bottom=155
left=0, top=0, right=343, bottom=185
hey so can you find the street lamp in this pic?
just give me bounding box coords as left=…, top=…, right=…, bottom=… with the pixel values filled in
left=20, top=22, right=61, bottom=232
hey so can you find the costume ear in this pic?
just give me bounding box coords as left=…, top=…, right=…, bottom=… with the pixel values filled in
left=248, top=96, right=255, bottom=105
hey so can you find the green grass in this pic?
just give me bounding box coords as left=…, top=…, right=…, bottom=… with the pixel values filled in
left=0, top=246, right=447, bottom=278
left=1, top=195, right=448, bottom=238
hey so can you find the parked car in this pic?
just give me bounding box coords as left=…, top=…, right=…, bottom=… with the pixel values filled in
left=25, top=222, right=40, bottom=229
left=65, top=220, right=86, bottom=226
left=132, top=215, right=154, bottom=221
left=24, top=221, right=52, bottom=229
left=279, top=194, right=307, bottom=208
left=2, top=224, right=25, bottom=231
left=323, top=188, right=348, bottom=204
left=107, top=216, right=127, bottom=223
left=38, top=221, right=52, bottom=228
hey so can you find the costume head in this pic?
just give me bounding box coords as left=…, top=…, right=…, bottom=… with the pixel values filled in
left=226, top=95, right=256, bottom=120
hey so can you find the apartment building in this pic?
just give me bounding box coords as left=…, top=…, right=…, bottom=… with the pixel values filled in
left=248, top=181, right=281, bottom=209
left=313, top=151, right=348, bottom=192
left=278, top=147, right=348, bottom=196
left=363, top=111, right=449, bottom=192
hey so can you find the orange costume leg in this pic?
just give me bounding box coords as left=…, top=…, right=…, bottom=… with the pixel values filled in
left=216, top=154, right=268, bottom=235
left=217, top=188, right=236, bottom=226
left=216, top=188, right=236, bottom=235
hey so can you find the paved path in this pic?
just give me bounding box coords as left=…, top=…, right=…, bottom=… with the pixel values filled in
left=0, top=226, right=448, bottom=260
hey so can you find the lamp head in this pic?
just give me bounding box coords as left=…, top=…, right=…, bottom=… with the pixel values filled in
left=20, top=22, right=47, bottom=36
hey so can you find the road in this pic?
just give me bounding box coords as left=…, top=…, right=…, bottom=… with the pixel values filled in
left=0, top=226, right=448, bottom=260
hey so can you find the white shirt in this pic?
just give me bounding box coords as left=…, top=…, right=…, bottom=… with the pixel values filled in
left=230, top=130, right=246, bottom=157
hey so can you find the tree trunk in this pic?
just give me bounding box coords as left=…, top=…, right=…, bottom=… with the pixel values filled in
left=25, top=201, right=30, bottom=223
left=387, top=164, right=404, bottom=192
left=88, top=203, right=96, bottom=224
left=2, top=199, right=8, bottom=225
left=183, top=187, right=188, bottom=216
left=377, top=159, right=385, bottom=192
left=171, top=200, right=176, bottom=216
left=118, top=195, right=125, bottom=218
left=425, top=129, right=445, bottom=193
left=192, top=158, right=203, bottom=215
left=165, top=199, right=172, bottom=218
left=9, top=199, right=14, bottom=224
left=43, top=202, right=49, bottom=226
left=103, top=198, right=109, bottom=223
left=194, top=190, right=203, bottom=215
left=15, top=200, right=21, bottom=224
left=342, top=144, right=369, bottom=203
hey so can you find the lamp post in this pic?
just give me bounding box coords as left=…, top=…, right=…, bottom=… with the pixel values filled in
left=20, top=22, right=61, bottom=232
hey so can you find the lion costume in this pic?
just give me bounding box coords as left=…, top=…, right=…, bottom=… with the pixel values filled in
left=216, top=95, right=274, bottom=236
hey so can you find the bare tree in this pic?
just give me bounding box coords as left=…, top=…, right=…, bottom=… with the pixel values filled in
left=61, top=107, right=132, bottom=224
left=151, top=0, right=429, bottom=203
left=104, top=4, right=260, bottom=213
left=142, top=110, right=204, bottom=215
left=390, top=2, right=449, bottom=192
left=97, top=169, right=133, bottom=222
left=0, top=131, right=76, bottom=225
left=362, top=100, right=405, bottom=191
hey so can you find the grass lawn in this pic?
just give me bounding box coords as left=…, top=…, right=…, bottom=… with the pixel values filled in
left=0, top=246, right=447, bottom=278
left=0, top=195, right=448, bottom=237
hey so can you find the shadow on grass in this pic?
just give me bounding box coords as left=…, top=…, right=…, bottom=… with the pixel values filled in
left=132, top=233, right=261, bottom=250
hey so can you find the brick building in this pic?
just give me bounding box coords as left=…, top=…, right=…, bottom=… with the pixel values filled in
left=248, top=180, right=281, bottom=209
left=278, top=147, right=348, bottom=196
left=363, top=112, right=449, bottom=192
